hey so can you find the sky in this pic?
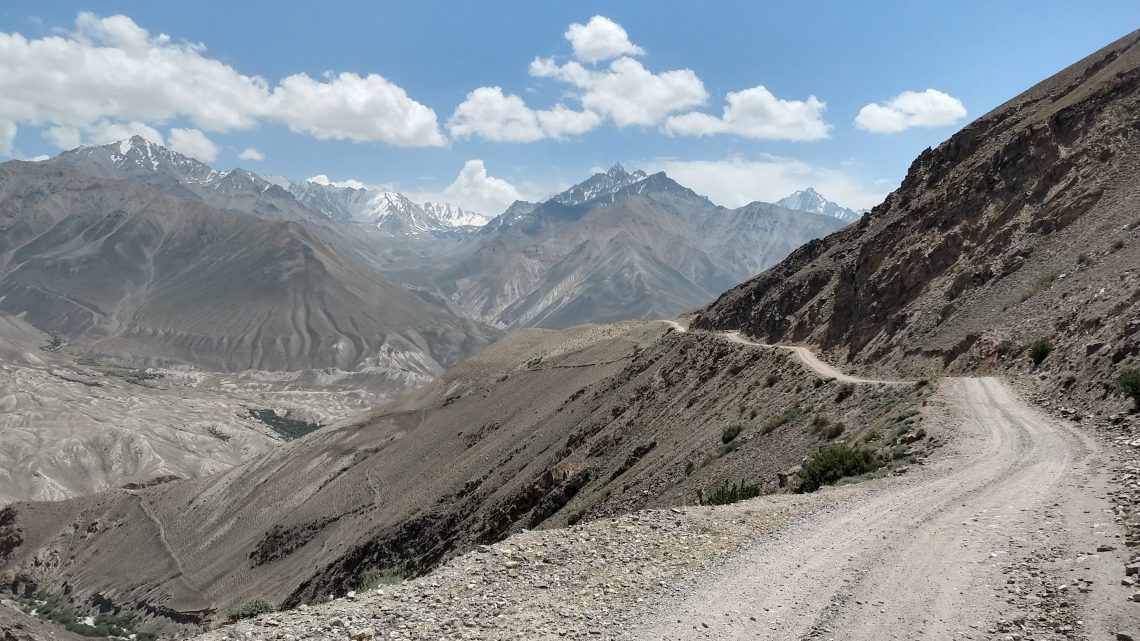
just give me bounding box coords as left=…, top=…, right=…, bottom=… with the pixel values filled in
left=0, top=2, right=1135, bottom=214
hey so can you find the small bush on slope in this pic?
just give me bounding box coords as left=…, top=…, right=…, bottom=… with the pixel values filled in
left=697, top=479, right=763, bottom=506
left=795, top=446, right=881, bottom=493
left=228, top=599, right=275, bottom=622
left=1119, top=368, right=1140, bottom=410
left=1028, top=338, right=1052, bottom=366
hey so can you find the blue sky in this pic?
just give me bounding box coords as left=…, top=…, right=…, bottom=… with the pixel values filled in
left=0, top=2, right=1135, bottom=213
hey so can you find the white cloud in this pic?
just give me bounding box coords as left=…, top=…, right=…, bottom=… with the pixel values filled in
left=85, top=120, right=164, bottom=145
left=530, top=56, right=706, bottom=128
left=238, top=147, right=264, bottom=161
left=268, top=72, right=445, bottom=146
left=854, top=89, right=966, bottom=134
left=448, top=87, right=600, bottom=142
left=664, top=86, right=830, bottom=141
left=0, top=13, right=445, bottom=147
left=565, top=16, right=644, bottom=63
left=167, top=127, right=217, bottom=161
left=45, top=126, right=80, bottom=149
left=646, top=155, right=889, bottom=211
left=439, top=160, right=523, bottom=214
left=28, top=154, right=49, bottom=162
left=305, top=174, right=367, bottom=190
left=0, top=121, right=15, bottom=156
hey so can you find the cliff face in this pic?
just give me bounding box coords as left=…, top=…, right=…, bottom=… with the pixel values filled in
left=693, top=31, right=1140, bottom=394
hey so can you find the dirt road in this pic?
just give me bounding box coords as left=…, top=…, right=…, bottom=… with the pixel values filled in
left=632, top=323, right=1134, bottom=639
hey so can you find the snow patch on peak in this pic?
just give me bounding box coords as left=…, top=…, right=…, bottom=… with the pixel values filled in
left=285, top=181, right=490, bottom=236
left=776, top=188, right=864, bottom=223
left=552, top=164, right=650, bottom=207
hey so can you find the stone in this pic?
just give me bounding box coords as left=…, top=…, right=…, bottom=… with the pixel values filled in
left=1085, top=340, right=1110, bottom=356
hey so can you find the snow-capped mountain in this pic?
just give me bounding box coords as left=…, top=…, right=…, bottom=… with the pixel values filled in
left=551, top=163, right=648, bottom=206
left=284, top=179, right=490, bottom=236
left=776, top=187, right=864, bottom=223
left=57, top=135, right=228, bottom=186
left=53, top=137, right=489, bottom=238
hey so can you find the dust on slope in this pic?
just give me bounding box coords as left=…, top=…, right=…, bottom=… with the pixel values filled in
left=0, top=321, right=931, bottom=635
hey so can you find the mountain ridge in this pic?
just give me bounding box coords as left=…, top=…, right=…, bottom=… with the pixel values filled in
left=775, top=187, right=864, bottom=223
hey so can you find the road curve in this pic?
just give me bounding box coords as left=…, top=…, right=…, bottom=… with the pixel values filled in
left=637, top=321, right=1132, bottom=639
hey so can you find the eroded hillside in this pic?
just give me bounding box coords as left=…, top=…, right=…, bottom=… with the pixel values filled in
left=0, top=321, right=931, bottom=633
left=693, top=31, right=1140, bottom=414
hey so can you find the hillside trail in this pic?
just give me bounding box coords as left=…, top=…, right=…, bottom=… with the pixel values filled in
left=639, top=320, right=1132, bottom=639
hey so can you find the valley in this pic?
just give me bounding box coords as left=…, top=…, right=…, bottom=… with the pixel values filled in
left=1, top=8, right=1139, bottom=641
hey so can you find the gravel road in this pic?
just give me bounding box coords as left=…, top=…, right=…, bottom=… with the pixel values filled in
left=622, top=375, right=1133, bottom=640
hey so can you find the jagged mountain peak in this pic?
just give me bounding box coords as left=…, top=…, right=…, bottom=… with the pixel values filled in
left=775, top=187, right=863, bottom=223
left=285, top=181, right=490, bottom=236
left=551, top=164, right=649, bottom=207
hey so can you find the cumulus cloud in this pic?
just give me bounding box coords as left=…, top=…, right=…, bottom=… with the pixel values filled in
left=439, top=160, right=523, bottom=214
left=449, top=17, right=709, bottom=143
left=854, top=89, right=966, bottom=134
left=305, top=174, right=368, bottom=190
left=565, top=16, right=644, bottom=63
left=0, top=13, right=445, bottom=147
left=647, top=155, right=889, bottom=211
left=268, top=72, right=445, bottom=146
left=448, top=87, right=600, bottom=142
left=167, top=127, right=217, bottom=161
left=530, top=56, right=706, bottom=127
left=238, top=147, right=264, bottom=161
left=45, top=126, right=81, bottom=150
left=0, top=121, right=15, bottom=156
left=664, top=86, right=830, bottom=141
left=85, top=120, right=165, bottom=145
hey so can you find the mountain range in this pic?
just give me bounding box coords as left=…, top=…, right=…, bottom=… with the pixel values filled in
left=0, top=26, right=1137, bottom=641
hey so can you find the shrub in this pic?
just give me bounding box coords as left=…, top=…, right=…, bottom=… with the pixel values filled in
left=1061, top=371, right=1076, bottom=386
left=835, top=384, right=854, bottom=403
left=914, top=378, right=930, bottom=388
left=1129, top=218, right=1140, bottom=231
left=813, top=378, right=825, bottom=389
left=566, top=510, right=585, bottom=525
left=760, top=405, right=803, bottom=434
left=684, top=460, right=696, bottom=476
left=1110, top=239, right=1125, bottom=253
left=721, top=424, right=743, bottom=444
left=765, top=373, right=779, bottom=388
left=697, top=479, right=763, bottom=506
left=228, top=599, right=274, bottom=622
left=996, top=340, right=1023, bottom=358
left=354, top=569, right=404, bottom=591
left=1077, top=252, right=1091, bottom=266
left=795, top=446, right=881, bottom=493
left=1118, top=369, right=1140, bottom=410
left=809, top=416, right=845, bottom=440
left=1028, top=338, right=1052, bottom=366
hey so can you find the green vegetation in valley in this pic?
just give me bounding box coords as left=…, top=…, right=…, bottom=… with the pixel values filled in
left=17, top=592, right=155, bottom=641
left=248, top=409, right=323, bottom=440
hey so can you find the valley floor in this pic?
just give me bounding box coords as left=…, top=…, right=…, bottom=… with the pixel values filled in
left=193, top=332, right=1139, bottom=641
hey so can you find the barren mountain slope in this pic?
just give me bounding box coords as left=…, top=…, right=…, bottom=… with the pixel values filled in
left=0, top=321, right=930, bottom=633
left=694, top=31, right=1140, bottom=410
left=430, top=170, right=842, bottom=328
left=0, top=162, right=502, bottom=373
